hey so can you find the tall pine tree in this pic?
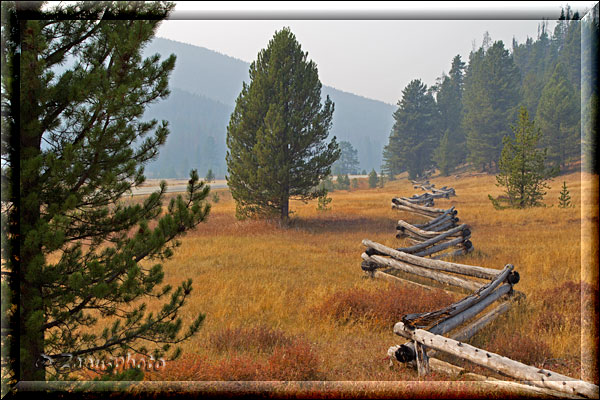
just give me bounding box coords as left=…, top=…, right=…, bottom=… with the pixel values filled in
left=463, top=39, right=521, bottom=172
left=226, top=27, right=339, bottom=220
left=383, top=79, right=438, bottom=179
left=433, top=54, right=466, bottom=175
left=535, top=62, right=580, bottom=168
left=1, top=2, right=209, bottom=383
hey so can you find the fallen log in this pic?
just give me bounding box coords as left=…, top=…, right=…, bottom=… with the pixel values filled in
left=394, top=322, right=599, bottom=398
left=392, top=204, right=443, bottom=218
left=368, top=269, right=459, bottom=296
left=431, top=246, right=474, bottom=260
left=361, top=253, right=483, bottom=292
left=362, top=239, right=498, bottom=280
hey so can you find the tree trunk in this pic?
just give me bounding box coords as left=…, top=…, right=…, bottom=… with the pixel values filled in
left=281, top=195, right=289, bottom=220
left=18, top=15, right=47, bottom=381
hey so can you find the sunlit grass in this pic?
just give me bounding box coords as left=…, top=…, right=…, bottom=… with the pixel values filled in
left=103, top=170, right=597, bottom=383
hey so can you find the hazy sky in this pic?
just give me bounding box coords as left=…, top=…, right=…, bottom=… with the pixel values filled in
left=156, top=2, right=596, bottom=105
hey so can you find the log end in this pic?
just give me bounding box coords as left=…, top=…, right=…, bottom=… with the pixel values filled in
left=507, top=271, right=520, bottom=285
left=394, top=344, right=416, bottom=363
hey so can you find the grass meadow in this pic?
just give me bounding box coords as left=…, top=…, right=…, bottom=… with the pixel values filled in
left=91, top=170, right=598, bottom=396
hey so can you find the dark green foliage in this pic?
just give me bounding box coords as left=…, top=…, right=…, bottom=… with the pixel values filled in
left=361, top=169, right=367, bottom=175
left=226, top=27, right=339, bottom=220
left=351, top=178, right=358, bottom=189
left=490, top=107, right=552, bottom=208
left=368, top=169, right=378, bottom=189
left=316, top=175, right=336, bottom=193
left=331, top=141, right=360, bottom=175
left=1, top=1, right=210, bottom=383
left=378, top=171, right=386, bottom=188
left=433, top=55, right=466, bottom=175
left=558, top=181, right=573, bottom=208
left=535, top=63, right=580, bottom=168
left=383, top=79, right=439, bottom=179
left=463, top=39, right=521, bottom=172
left=205, top=169, right=215, bottom=183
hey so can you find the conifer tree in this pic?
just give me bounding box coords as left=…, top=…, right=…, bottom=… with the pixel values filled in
left=558, top=181, right=573, bottom=208
left=226, top=27, right=339, bottom=220
left=536, top=62, right=580, bottom=168
left=332, top=141, right=359, bottom=175
left=368, top=169, right=378, bottom=188
left=433, top=55, right=466, bottom=174
left=463, top=40, right=521, bottom=172
left=1, top=1, right=209, bottom=383
left=383, top=79, right=438, bottom=179
left=489, top=107, right=552, bottom=208
left=205, top=169, right=215, bottom=183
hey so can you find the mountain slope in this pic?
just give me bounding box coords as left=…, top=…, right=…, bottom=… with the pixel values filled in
left=142, top=37, right=395, bottom=176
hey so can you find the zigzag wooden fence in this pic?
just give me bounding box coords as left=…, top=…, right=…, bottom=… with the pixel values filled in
left=360, top=183, right=599, bottom=399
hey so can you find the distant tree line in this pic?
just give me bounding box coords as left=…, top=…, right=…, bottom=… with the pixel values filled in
left=383, top=7, right=594, bottom=178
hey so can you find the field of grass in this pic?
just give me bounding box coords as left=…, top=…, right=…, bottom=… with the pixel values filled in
left=101, top=170, right=598, bottom=396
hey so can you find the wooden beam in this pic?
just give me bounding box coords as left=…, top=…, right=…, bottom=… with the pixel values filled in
left=362, top=239, right=499, bottom=280
left=399, top=268, right=514, bottom=329
left=394, top=322, right=599, bottom=398
left=362, top=253, right=483, bottom=292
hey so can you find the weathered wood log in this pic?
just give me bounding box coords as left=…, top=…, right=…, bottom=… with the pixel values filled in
left=391, top=284, right=514, bottom=365
left=369, top=269, right=459, bottom=296
left=431, top=246, right=473, bottom=260
left=362, top=239, right=499, bottom=280
left=392, top=198, right=449, bottom=214
left=449, top=301, right=511, bottom=344
left=394, top=322, right=599, bottom=398
left=426, top=358, right=584, bottom=399
left=413, top=207, right=457, bottom=227
left=396, top=220, right=466, bottom=239
left=411, top=236, right=471, bottom=257
left=392, top=204, right=443, bottom=218
left=396, top=224, right=470, bottom=253
left=362, top=253, right=483, bottom=292
left=400, top=267, right=514, bottom=329
left=424, top=217, right=461, bottom=232
left=415, top=341, right=430, bottom=376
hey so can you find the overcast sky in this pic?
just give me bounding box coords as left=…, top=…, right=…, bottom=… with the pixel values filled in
left=156, top=2, right=596, bottom=105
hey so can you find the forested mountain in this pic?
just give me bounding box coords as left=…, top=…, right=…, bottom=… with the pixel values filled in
left=142, top=37, right=395, bottom=178
left=382, top=6, right=591, bottom=177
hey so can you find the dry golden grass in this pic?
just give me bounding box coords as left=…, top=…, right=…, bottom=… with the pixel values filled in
left=100, top=170, right=598, bottom=390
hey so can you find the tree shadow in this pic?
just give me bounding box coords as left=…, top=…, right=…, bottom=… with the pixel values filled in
left=289, top=214, right=397, bottom=235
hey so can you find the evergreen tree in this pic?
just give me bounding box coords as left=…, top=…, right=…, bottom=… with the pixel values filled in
left=582, top=6, right=598, bottom=173
left=489, top=107, right=551, bottom=208
left=535, top=62, right=580, bottom=168
left=558, top=181, right=573, bottom=208
left=205, top=169, right=215, bottom=183
left=383, top=79, right=439, bottom=179
left=463, top=39, right=521, bottom=172
left=226, top=27, right=339, bottom=220
left=351, top=178, right=359, bottom=189
left=1, top=2, right=209, bottom=382
left=368, top=169, right=378, bottom=188
left=331, top=141, right=360, bottom=175
left=433, top=55, right=466, bottom=174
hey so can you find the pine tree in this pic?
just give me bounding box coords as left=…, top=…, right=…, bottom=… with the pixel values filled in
left=368, top=169, right=378, bottom=188
left=463, top=40, right=521, bottom=172
left=226, top=27, right=339, bottom=220
left=1, top=2, right=209, bottom=382
left=433, top=55, right=466, bottom=174
left=489, top=107, right=552, bottom=208
left=535, top=62, right=580, bottom=168
left=383, top=79, right=439, bottom=179
left=331, top=141, right=360, bottom=175
left=558, top=181, right=573, bottom=208
left=205, top=169, right=215, bottom=183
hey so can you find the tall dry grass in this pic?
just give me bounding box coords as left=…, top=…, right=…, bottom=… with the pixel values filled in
left=98, top=170, right=597, bottom=385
